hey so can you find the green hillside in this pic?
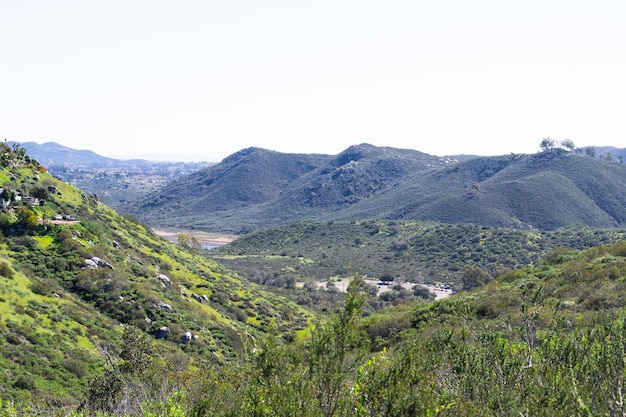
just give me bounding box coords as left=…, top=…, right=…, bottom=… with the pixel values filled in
left=128, top=144, right=455, bottom=233
left=209, top=220, right=626, bottom=289
left=0, top=143, right=313, bottom=409
left=127, top=145, right=626, bottom=234
left=6, top=239, right=626, bottom=416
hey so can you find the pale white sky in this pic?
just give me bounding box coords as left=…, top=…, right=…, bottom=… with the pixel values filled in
left=1, top=1, right=625, bottom=162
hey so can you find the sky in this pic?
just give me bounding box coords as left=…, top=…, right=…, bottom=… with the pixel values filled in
left=1, top=1, right=625, bottom=162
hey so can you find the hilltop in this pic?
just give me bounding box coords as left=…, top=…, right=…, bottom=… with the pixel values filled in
left=127, top=144, right=626, bottom=233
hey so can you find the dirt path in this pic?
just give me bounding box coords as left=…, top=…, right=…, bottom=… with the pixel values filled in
left=152, top=228, right=238, bottom=247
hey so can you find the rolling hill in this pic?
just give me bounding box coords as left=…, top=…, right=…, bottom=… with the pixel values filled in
left=127, top=144, right=626, bottom=233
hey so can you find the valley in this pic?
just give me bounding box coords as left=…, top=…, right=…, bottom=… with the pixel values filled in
left=1, top=141, right=626, bottom=416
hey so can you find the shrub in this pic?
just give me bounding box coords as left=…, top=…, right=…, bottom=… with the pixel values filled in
left=0, top=262, right=14, bottom=279
left=12, top=374, right=36, bottom=391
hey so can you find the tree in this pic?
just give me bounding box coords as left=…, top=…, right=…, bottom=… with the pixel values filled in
left=462, top=264, right=491, bottom=290
left=16, top=206, right=38, bottom=230
left=585, top=147, right=597, bottom=158
left=560, top=138, right=576, bottom=151
left=307, top=277, right=368, bottom=417
left=539, top=137, right=556, bottom=152
left=177, top=233, right=202, bottom=252
left=602, top=152, right=615, bottom=162
left=86, top=325, right=157, bottom=414
left=177, top=233, right=191, bottom=249
left=380, top=273, right=394, bottom=284
left=30, top=185, right=49, bottom=200
left=1, top=185, right=11, bottom=203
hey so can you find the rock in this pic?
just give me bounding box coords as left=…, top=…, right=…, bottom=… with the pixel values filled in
left=86, top=256, right=114, bottom=269
left=157, top=301, right=173, bottom=312
left=156, top=326, right=170, bottom=339
left=83, top=259, right=98, bottom=269
left=192, top=293, right=209, bottom=303
left=181, top=331, right=192, bottom=344
left=157, top=274, right=172, bottom=286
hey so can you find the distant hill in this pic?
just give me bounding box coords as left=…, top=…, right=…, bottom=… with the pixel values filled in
left=582, top=145, right=626, bottom=161
left=10, top=141, right=126, bottom=168
left=128, top=144, right=626, bottom=233
left=9, top=141, right=212, bottom=211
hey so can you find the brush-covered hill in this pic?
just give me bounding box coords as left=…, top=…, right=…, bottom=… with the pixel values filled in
left=344, top=149, right=626, bottom=229
left=210, top=220, right=626, bottom=290
left=14, top=239, right=626, bottom=416
left=128, top=144, right=457, bottom=233
left=127, top=144, right=626, bottom=233
left=0, top=144, right=313, bottom=407
left=134, top=147, right=330, bottom=230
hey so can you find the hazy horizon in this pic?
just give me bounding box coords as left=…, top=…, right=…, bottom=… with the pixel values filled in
left=3, top=2, right=625, bottom=161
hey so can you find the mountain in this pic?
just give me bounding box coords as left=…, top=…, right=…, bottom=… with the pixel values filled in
left=9, top=141, right=212, bottom=212
left=127, top=144, right=626, bottom=233
left=346, top=149, right=626, bottom=230
left=0, top=143, right=312, bottom=407
left=9, top=141, right=122, bottom=168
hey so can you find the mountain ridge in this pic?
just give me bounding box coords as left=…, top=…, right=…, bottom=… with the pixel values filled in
left=127, top=144, right=626, bottom=233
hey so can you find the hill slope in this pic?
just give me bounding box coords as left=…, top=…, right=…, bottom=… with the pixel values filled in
left=352, top=149, right=626, bottom=229
left=0, top=144, right=313, bottom=406
left=16, top=239, right=626, bottom=416
left=128, top=145, right=626, bottom=233
left=210, top=220, right=626, bottom=289
left=129, top=144, right=458, bottom=232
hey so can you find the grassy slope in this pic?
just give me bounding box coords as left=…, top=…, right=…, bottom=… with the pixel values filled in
left=0, top=152, right=314, bottom=405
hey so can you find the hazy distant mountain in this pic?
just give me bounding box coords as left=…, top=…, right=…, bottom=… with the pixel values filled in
left=128, top=144, right=626, bottom=233
left=10, top=141, right=123, bottom=168
left=10, top=141, right=212, bottom=210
